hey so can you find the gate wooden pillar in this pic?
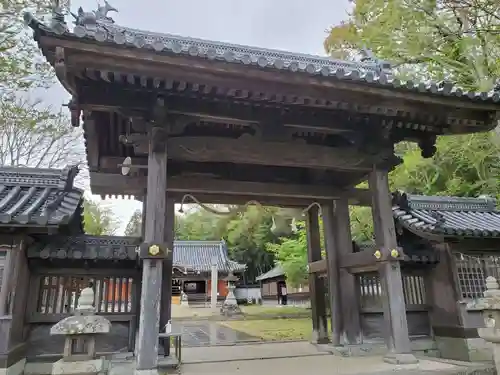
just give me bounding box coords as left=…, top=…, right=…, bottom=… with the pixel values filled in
left=305, top=204, right=329, bottom=344
left=135, top=129, right=168, bottom=374
left=322, top=202, right=342, bottom=346
left=333, top=199, right=362, bottom=344
left=160, top=196, right=175, bottom=356
left=0, top=239, right=31, bottom=372
left=369, top=169, right=417, bottom=364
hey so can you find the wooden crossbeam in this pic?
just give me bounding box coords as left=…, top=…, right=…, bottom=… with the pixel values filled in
left=308, top=259, right=327, bottom=274
left=339, top=250, right=377, bottom=270
left=89, top=172, right=373, bottom=206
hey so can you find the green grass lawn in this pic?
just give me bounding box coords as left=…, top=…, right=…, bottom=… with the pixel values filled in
left=220, top=318, right=330, bottom=341
left=240, top=305, right=311, bottom=317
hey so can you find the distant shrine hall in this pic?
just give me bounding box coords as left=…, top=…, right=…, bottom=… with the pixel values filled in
left=0, top=1, right=499, bottom=375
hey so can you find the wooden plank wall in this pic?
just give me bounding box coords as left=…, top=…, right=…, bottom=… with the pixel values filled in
left=25, top=270, right=140, bottom=359
left=358, top=271, right=431, bottom=340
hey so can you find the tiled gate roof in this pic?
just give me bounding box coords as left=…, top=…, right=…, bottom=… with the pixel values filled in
left=24, top=8, right=500, bottom=104
left=392, top=192, right=500, bottom=238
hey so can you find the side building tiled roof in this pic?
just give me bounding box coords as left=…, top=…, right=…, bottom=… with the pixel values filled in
left=255, top=265, right=284, bottom=282
left=392, top=192, right=500, bottom=238
left=0, top=166, right=83, bottom=232
left=27, top=236, right=246, bottom=272
left=173, top=240, right=246, bottom=273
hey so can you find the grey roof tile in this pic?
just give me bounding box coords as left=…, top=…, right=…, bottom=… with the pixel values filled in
left=392, top=192, right=500, bottom=238
left=173, top=240, right=246, bottom=273
left=27, top=236, right=246, bottom=272
left=27, top=235, right=140, bottom=260
left=0, top=166, right=83, bottom=230
left=23, top=13, right=500, bottom=104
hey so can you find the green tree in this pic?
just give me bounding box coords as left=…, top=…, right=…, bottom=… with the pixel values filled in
left=350, top=206, right=374, bottom=243
left=390, top=133, right=500, bottom=200
left=324, top=0, right=500, bottom=199
left=325, top=0, right=500, bottom=91
left=124, top=209, right=142, bottom=237
left=1, top=0, right=63, bottom=92
left=267, top=223, right=308, bottom=287
left=83, top=199, right=120, bottom=236
left=224, top=207, right=278, bottom=283
left=175, top=205, right=278, bottom=283
left=175, top=209, right=225, bottom=241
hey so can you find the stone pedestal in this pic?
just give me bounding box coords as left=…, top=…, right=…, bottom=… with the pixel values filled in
left=52, top=358, right=107, bottom=375
left=477, top=277, right=500, bottom=371
left=50, top=286, right=112, bottom=375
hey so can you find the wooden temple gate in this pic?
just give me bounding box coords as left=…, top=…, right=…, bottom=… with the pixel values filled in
left=19, top=3, right=500, bottom=374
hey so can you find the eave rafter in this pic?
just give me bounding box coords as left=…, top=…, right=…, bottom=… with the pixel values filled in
left=71, top=66, right=489, bottom=134
left=74, top=80, right=459, bottom=154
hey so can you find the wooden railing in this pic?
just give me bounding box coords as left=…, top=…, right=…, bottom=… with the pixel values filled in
left=358, top=271, right=428, bottom=312
left=28, top=269, right=139, bottom=324
left=357, top=270, right=431, bottom=338
left=0, top=315, right=11, bottom=353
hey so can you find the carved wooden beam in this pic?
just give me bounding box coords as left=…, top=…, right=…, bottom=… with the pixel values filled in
left=88, top=172, right=373, bottom=205
left=121, top=135, right=395, bottom=171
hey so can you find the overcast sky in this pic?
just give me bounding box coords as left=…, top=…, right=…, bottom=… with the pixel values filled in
left=46, top=0, right=351, bottom=233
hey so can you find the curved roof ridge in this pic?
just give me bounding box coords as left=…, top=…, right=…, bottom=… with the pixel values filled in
left=0, top=164, right=81, bottom=191
left=394, top=191, right=497, bottom=212
left=98, top=22, right=381, bottom=72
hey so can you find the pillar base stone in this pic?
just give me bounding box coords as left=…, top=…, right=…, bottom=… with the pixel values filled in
left=312, top=338, right=330, bottom=345
left=0, top=358, right=26, bottom=375
left=52, top=358, right=106, bottom=375
left=311, top=330, right=330, bottom=345
left=383, top=352, right=418, bottom=365
left=134, top=370, right=159, bottom=375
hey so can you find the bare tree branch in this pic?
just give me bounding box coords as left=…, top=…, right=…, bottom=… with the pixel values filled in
left=0, top=95, right=84, bottom=168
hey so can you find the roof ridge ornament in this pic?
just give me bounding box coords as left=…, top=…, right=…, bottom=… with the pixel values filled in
left=360, top=46, right=392, bottom=78
left=94, top=0, right=118, bottom=22
left=70, top=1, right=117, bottom=27
left=50, top=0, right=68, bottom=35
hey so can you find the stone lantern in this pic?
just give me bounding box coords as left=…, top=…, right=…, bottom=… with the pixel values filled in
left=477, top=276, right=500, bottom=371
left=50, top=284, right=112, bottom=375
left=220, top=272, right=242, bottom=317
